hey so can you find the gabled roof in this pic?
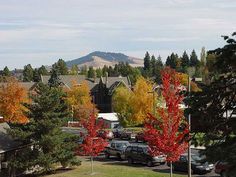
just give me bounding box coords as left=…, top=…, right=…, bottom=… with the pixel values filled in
left=101, top=76, right=131, bottom=88
left=41, top=75, right=86, bottom=89
left=0, top=123, right=22, bottom=153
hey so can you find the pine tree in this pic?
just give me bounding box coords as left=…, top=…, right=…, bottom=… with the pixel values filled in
left=38, top=65, right=49, bottom=76
left=189, top=49, right=200, bottom=67
left=8, top=83, right=80, bottom=173
left=181, top=51, right=190, bottom=72
left=144, top=52, right=151, bottom=71
left=87, top=66, right=95, bottom=78
left=154, top=55, right=164, bottom=83
left=48, top=68, right=61, bottom=87
left=33, top=68, right=40, bottom=82
left=2, top=66, right=11, bottom=77
left=23, top=64, right=34, bottom=82
left=53, top=59, right=68, bottom=75
left=165, top=53, right=178, bottom=69
left=150, top=55, right=156, bottom=76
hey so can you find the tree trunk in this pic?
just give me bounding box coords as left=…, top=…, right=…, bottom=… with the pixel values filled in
left=170, top=161, right=173, bottom=177
left=90, top=156, right=94, bottom=174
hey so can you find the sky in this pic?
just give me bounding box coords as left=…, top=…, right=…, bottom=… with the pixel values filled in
left=0, top=0, right=235, bottom=69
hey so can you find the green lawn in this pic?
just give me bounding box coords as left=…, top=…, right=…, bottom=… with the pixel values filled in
left=45, top=158, right=186, bottom=177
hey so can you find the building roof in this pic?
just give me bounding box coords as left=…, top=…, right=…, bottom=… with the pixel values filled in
left=0, top=123, right=22, bottom=153
left=41, top=75, right=86, bottom=89
left=101, top=76, right=131, bottom=88
left=0, top=82, right=36, bottom=91
left=97, top=113, right=119, bottom=122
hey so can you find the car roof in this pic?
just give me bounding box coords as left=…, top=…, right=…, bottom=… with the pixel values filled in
left=127, top=144, right=148, bottom=148
left=111, top=140, right=130, bottom=143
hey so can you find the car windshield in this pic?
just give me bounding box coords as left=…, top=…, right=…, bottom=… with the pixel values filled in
left=191, top=155, right=202, bottom=162
left=117, top=143, right=129, bottom=149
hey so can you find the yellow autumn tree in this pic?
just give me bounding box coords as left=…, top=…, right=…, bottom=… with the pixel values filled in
left=177, top=73, right=201, bottom=92
left=66, top=80, right=96, bottom=121
left=130, top=77, right=154, bottom=125
left=0, top=77, right=29, bottom=123
left=112, top=86, right=132, bottom=126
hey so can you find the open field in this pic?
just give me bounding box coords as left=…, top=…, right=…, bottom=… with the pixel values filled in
left=45, top=157, right=186, bottom=177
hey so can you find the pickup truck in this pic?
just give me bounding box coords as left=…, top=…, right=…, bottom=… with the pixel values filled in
left=105, top=140, right=130, bottom=160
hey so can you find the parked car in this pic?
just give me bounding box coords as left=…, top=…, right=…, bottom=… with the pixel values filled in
left=215, top=161, right=232, bottom=177
left=171, top=153, right=214, bottom=175
left=135, top=132, right=146, bottom=142
left=120, top=130, right=136, bottom=140
left=112, top=125, right=124, bottom=138
left=125, top=144, right=166, bottom=167
left=105, top=140, right=130, bottom=160
left=97, top=130, right=114, bottom=140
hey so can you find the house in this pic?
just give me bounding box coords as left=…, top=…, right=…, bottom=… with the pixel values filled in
left=97, top=113, right=119, bottom=129
left=40, top=75, right=131, bottom=113
left=0, top=123, right=25, bottom=177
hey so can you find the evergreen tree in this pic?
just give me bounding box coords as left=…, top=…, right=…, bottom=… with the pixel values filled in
left=150, top=55, right=156, bottom=76
left=70, top=64, right=79, bottom=75
left=143, top=52, right=151, bottom=71
left=23, top=64, right=34, bottom=82
left=48, top=68, right=61, bottom=87
left=181, top=51, right=190, bottom=72
left=33, top=68, right=41, bottom=82
left=165, top=53, right=178, bottom=69
left=154, top=55, right=164, bottom=83
left=87, top=66, right=95, bottom=78
left=189, top=49, right=200, bottom=67
left=2, top=66, right=11, bottom=76
left=96, top=68, right=103, bottom=78
left=8, top=83, right=80, bottom=174
left=53, top=59, right=68, bottom=75
left=38, top=65, right=49, bottom=76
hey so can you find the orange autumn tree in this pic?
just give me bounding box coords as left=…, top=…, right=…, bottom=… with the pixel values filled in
left=66, top=80, right=97, bottom=121
left=177, top=73, right=201, bottom=92
left=0, top=77, right=29, bottom=123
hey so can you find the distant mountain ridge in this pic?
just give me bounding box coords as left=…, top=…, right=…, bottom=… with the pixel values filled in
left=66, top=51, right=143, bottom=68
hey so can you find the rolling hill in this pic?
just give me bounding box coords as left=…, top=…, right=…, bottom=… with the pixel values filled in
left=66, top=51, right=143, bottom=68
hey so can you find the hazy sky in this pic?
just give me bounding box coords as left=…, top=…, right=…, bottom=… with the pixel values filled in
left=0, top=0, right=235, bottom=69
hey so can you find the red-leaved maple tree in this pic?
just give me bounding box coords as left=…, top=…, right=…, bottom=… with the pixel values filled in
left=79, top=114, right=108, bottom=174
left=144, top=67, right=189, bottom=176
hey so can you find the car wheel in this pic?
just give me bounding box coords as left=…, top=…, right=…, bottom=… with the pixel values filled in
left=221, top=171, right=228, bottom=177
left=117, top=153, right=122, bottom=160
left=147, top=160, right=154, bottom=167
left=105, top=152, right=110, bottom=159
left=128, top=157, right=133, bottom=164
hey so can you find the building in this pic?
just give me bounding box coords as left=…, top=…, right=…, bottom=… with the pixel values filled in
left=97, top=113, right=119, bottom=129
left=41, top=75, right=132, bottom=113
